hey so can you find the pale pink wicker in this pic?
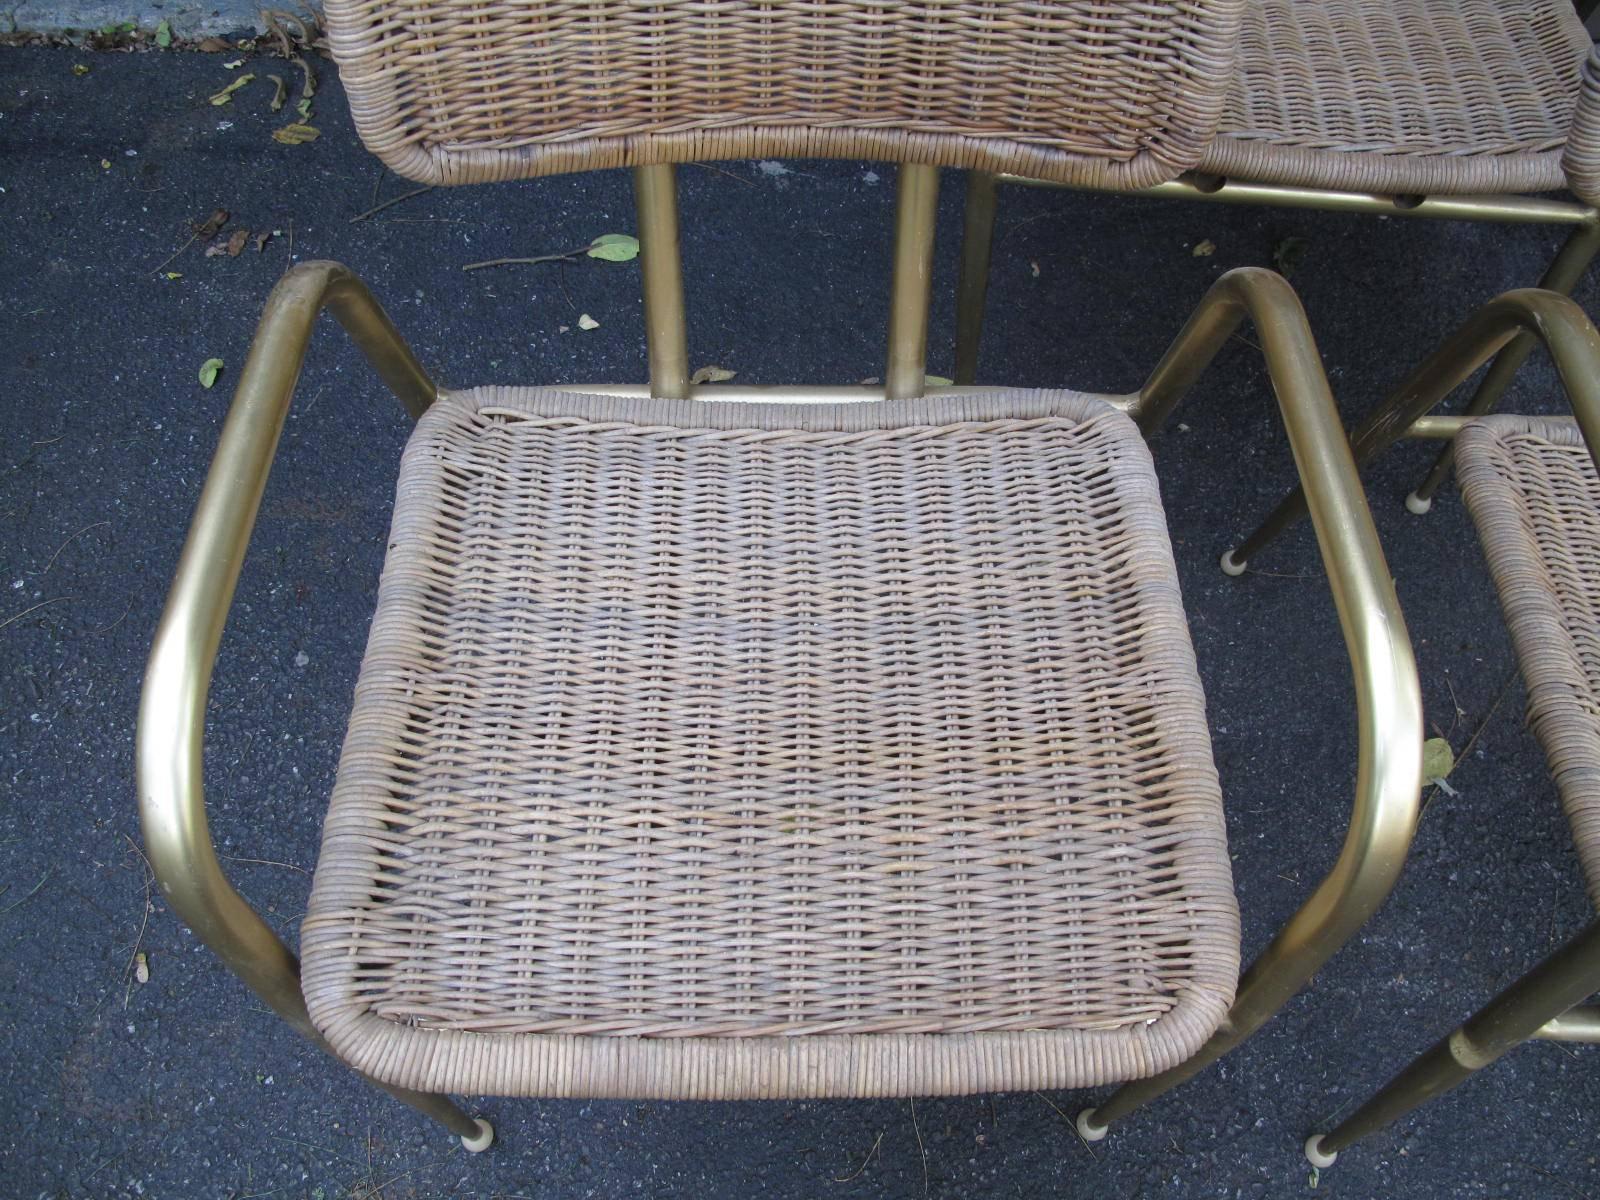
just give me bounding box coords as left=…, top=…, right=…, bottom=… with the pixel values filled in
left=1202, top=0, right=1594, bottom=202
left=1457, top=415, right=1600, bottom=909
left=300, top=388, right=1241, bottom=1099
left=325, top=0, right=1245, bottom=188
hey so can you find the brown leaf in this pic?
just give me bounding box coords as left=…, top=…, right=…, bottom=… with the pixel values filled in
left=690, top=365, right=737, bottom=385
left=193, top=208, right=229, bottom=240
left=253, top=229, right=273, bottom=253
left=225, top=228, right=250, bottom=256
left=197, top=36, right=233, bottom=52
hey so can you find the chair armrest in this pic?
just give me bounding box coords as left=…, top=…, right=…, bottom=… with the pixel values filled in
left=1565, top=47, right=1600, bottom=210
left=136, top=261, right=434, bottom=1035
left=1121, top=267, right=1423, bottom=1076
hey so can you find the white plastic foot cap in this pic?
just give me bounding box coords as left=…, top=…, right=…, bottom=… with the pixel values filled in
left=1405, top=491, right=1433, bottom=515
left=1075, top=1108, right=1109, bottom=1142
left=461, top=1117, right=495, bottom=1153
left=1219, top=549, right=1247, bottom=577
left=1304, top=1134, right=1338, bottom=1169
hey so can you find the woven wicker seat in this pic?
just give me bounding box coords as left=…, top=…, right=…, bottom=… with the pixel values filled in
left=1457, top=415, right=1600, bottom=907
left=300, top=387, right=1240, bottom=1098
left=1201, top=0, right=1593, bottom=199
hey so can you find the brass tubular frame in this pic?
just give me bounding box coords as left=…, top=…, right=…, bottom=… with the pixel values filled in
left=951, top=168, right=1600, bottom=450
left=1230, top=288, right=1600, bottom=568
left=1078, top=267, right=1425, bottom=1134
left=952, top=170, right=998, bottom=385
left=1535, top=1005, right=1600, bottom=1043
left=136, top=261, right=484, bottom=1143
left=884, top=163, right=940, bottom=400
left=1407, top=220, right=1600, bottom=509
left=634, top=164, right=691, bottom=400
left=1311, top=921, right=1600, bottom=1161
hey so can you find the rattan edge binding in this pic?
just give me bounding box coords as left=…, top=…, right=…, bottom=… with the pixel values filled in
left=1198, top=139, right=1569, bottom=200
left=334, top=117, right=1220, bottom=191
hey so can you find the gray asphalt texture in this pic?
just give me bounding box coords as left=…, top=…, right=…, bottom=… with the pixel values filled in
left=3, top=45, right=1600, bottom=1200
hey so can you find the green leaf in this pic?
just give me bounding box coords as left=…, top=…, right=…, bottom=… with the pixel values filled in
left=198, top=358, right=224, bottom=389
left=154, top=20, right=172, bottom=47
left=1422, top=736, right=1455, bottom=783
left=690, top=365, right=737, bottom=385
left=295, top=96, right=313, bottom=121
left=586, top=233, right=640, bottom=263
left=924, top=375, right=953, bottom=388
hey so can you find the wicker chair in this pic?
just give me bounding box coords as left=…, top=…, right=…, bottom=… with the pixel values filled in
left=955, top=0, right=1600, bottom=516
left=138, top=0, right=1422, bottom=1153
left=1222, top=288, right=1600, bottom=1166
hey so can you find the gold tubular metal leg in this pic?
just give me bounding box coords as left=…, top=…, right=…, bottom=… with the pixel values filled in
left=139, top=262, right=490, bottom=1149
left=1228, top=289, right=1600, bottom=569
left=953, top=171, right=998, bottom=385
left=1307, top=920, right=1600, bottom=1166
left=1070, top=269, right=1424, bottom=1140
left=633, top=163, right=690, bottom=401
left=885, top=163, right=941, bottom=401
left=1406, top=220, right=1600, bottom=511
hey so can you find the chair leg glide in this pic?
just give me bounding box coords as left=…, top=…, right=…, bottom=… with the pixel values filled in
left=1075, top=1108, right=1109, bottom=1142
left=1304, top=1134, right=1338, bottom=1169
left=461, top=1118, right=496, bottom=1153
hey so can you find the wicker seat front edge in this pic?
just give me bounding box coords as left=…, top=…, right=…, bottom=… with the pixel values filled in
left=302, top=388, right=1240, bottom=1099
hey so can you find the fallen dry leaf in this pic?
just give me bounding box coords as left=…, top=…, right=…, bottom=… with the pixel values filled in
left=209, top=74, right=254, bottom=106
left=197, top=36, right=233, bottom=52
left=690, top=365, right=737, bottom=385
left=1192, top=239, right=1216, bottom=258
left=253, top=229, right=273, bottom=253
left=271, top=123, right=320, bottom=145
left=577, top=313, right=600, bottom=331
left=133, top=952, right=149, bottom=984
left=194, top=208, right=229, bottom=240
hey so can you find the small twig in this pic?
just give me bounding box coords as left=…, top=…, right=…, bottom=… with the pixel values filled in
left=40, top=520, right=109, bottom=577
left=0, top=872, right=50, bottom=916
left=222, top=855, right=310, bottom=874
left=462, top=247, right=586, bottom=272
left=687, top=160, right=756, bottom=186
left=1422, top=668, right=1518, bottom=818
left=1033, top=1091, right=1097, bottom=1160
left=122, top=835, right=154, bottom=1007
left=349, top=184, right=434, bottom=224
left=151, top=231, right=197, bottom=276
left=369, top=165, right=386, bottom=210
left=0, top=595, right=75, bottom=633
left=909, top=1099, right=929, bottom=1200
left=833, top=1131, right=883, bottom=1183
left=90, top=601, right=134, bottom=636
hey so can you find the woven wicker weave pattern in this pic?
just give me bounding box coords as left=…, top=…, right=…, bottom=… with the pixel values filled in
left=1202, top=0, right=1591, bottom=197
left=301, top=388, right=1239, bottom=1098
left=1458, top=416, right=1600, bottom=911
left=326, top=0, right=1244, bottom=186
left=1563, top=48, right=1600, bottom=208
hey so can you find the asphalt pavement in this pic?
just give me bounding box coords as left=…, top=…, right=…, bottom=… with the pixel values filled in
left=3, top=44, right=1599, bottom=1200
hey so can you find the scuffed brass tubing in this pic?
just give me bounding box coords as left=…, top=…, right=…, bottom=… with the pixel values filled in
left=1000, top=171, right=1598, bottom=227
left=1086, top=268, right=1423, bottom=1131
left=1231, top=289, right=1600, bottom=567
left=136, top=262, right=478, bottom=1139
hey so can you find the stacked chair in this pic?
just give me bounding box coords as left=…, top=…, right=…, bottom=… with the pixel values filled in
left=1225, top=288, right=1600, bottom=1167
left=955, top=0, right=1600, bottom=517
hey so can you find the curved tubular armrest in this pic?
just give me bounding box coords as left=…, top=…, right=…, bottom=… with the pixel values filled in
left=1234, top=288, right=1600, bottom=566
left=136, top=262, right=435, bottom=1036
left=1102, top=269, right=1423, bottom=1120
